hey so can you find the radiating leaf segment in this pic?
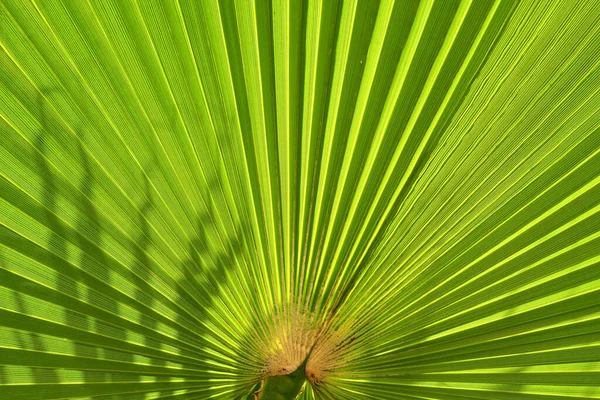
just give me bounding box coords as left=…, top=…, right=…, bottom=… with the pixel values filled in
left=1, top=0, right=600, bottom=399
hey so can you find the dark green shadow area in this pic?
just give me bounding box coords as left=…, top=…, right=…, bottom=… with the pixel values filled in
left=252, top=362, right=307, bottom=400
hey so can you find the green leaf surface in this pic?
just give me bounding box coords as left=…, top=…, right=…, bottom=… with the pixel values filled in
left=1, top=0, right=599, bottom=399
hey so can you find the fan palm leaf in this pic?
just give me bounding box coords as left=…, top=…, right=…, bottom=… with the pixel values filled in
left=1, top=0, right=600, bottom=399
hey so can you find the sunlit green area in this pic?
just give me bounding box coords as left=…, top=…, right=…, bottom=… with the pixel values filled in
left=1, top=0, right=600, bottom=399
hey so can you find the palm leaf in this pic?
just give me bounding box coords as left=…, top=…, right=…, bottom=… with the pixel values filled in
left=1, top=0, right=599, bottom=399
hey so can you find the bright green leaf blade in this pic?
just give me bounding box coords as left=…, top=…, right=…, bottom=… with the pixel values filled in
left=1, top=0, right=599, bottom=399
